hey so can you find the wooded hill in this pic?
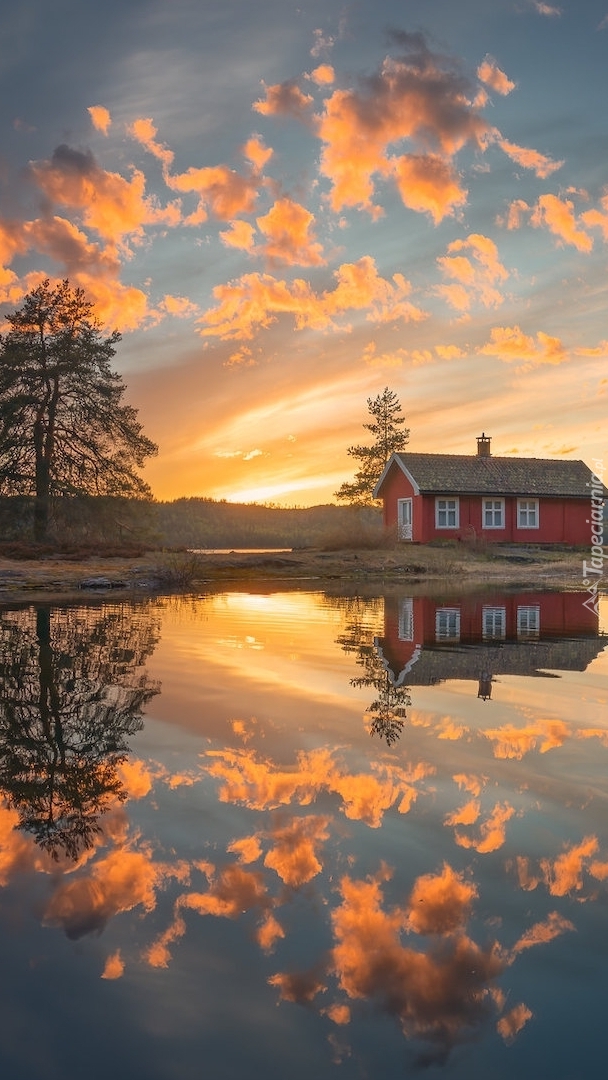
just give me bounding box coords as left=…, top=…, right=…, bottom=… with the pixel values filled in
left=0, top=495, right=383, bottom=550
left=157, top=498, right=381, bottom=548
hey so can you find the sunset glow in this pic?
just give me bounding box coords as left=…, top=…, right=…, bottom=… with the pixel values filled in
left=1, top=1, right=606, bottom=503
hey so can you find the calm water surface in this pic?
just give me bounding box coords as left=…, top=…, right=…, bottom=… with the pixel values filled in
left=1, top=587, right=607, bottom=1080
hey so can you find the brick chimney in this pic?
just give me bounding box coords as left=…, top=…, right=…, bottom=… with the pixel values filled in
left=476, top=433, right=491, bottom=457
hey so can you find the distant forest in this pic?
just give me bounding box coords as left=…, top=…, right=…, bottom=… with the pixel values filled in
left=0, top=495, right=383, bottom=550
left=155, top=498, right=382, bottom=548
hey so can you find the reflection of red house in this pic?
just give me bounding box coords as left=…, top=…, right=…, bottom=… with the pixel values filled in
left=373, top=435, right=603, bottom=544
left=375, top=591, right=603, bottom=688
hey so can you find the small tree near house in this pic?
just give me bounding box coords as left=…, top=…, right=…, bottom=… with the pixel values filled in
left=335, top=386, right=409, bottom=505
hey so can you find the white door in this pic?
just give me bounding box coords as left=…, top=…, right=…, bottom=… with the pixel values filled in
left=397, top=498, right=413, bottom=540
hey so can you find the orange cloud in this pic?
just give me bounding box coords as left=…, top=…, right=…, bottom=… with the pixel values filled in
left=454, top=802, right=515, bottom=853
left=477, top=58, right=516, bottom=95
left=158, top=294, right=199, bottom=318
left=116, top=759, right=154, bottom=799
left=167, top=164, right=259, bottom=225
left=257, top=911, right=285, bottom=952
left=444, top=799, right=480, bottom=827
left=253, top=81, right=314, bottom=120
left=437, top=233, right=509, bottom=311
left=406, top=863, right=478, bottom=935
left=30, top=144, right=180, bottom=247
left=453, top=774, right=486, bottom=797
left=308, top=64, right=335, bottom=86
left=88, top=105, right=112, bottom=135
left=531, top=193, right=593, bottom=251
left=44, top=847, right=175, bottom=938
left=482, top=718, right=570, bottom=758
left=479, top=326, right=568, bottom=366
left=498, top=139, right=563, bottom=178
left=540, top=835, right=599, bottom=896
left=128, top=117, right=175, bottom=172
left=101, top=950, right=125, bottom=979
left=241, top=136, right=273, bottom=170
left=391, top=154, right=467, bottom=222
left=497, top=1003, right=533, bottom=1043
left=263, top=815, right=331, bottom=886
left=316, top=41, right=491, bottom=219
left=330, top=869, right=506, bottom=1051
left=203, top=746, right=432, bottom=829
left=219, top=220, right=257, bottom=251
left=580, top=188, right=608, bottom=241
left=198, top=256, right=426, bottom=340
left=434, top=344, right=466, bottom=360
left=179, top=863, right=271, bottom=919
left=256, top=197, right=325, bottom=266
left=511, top=911, right=575, bottom=955
left=268, top=968, right=327, bottom=1003
left=0, top=803, right=47, bottom=884
left=227, top=834, right=263, bottom=864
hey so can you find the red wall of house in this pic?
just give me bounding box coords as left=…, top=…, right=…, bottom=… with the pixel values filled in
left=380, top=464, right=591, bottom=544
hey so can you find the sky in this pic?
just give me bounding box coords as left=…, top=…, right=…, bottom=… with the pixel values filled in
left=0, top=0, right=607, bottom=505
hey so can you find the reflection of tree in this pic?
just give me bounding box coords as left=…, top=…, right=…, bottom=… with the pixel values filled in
left=0, top=602, right=160, bottom=859
left=336, top=607, right=411, bottom=746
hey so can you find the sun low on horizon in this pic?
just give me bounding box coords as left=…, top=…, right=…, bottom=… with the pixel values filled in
left=1, top=0, right=607, bottom=507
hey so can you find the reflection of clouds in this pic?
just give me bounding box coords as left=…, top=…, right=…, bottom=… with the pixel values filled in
left=44, top=847, right=189, bottom=939
left=204, top=747, right=433, bottom=828
left=514, top=835, right=608, bottom=899
left=483, top=719, right=569, bottom=759
left=327, top=867, right=507, bottom=1058
left=406, top=863, right=477, bottom=935
left=0, top=803, right=47, bottom=883
left=453, top=773, right=487, bottom=798
left=541, top=836, right=599, bottom=897
left=264, top=815, right=331, bottom=887
left=453, top=802, right=516, bottom=854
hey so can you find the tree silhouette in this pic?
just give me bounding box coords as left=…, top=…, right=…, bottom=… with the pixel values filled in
left=0, top=279, right=157, bottom=540
left=0, top=601, right=161, bottom=859
left=336, top=601, right=411, bottom=746
left=335, top=386, right=409, bottom=505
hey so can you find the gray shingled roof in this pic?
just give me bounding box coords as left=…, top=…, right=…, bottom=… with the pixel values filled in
left=377, top=453, right=603, bottom=497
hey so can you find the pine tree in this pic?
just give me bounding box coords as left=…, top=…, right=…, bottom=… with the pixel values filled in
left=335, top=387, right=409, bottom=504
left=0, top=279, right=157, bottom=540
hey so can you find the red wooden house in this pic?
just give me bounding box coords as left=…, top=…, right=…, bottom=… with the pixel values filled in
left=373, top=434, right=603, bottom=544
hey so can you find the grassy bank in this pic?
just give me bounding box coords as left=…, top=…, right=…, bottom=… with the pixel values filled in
left=0, top=540, right=588, bottom=601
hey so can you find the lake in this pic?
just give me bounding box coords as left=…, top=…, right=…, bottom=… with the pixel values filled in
left=1, top=586, right=607, bottom=1079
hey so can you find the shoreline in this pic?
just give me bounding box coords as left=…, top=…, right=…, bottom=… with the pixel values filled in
left=0, top=545, right=593, bottom=603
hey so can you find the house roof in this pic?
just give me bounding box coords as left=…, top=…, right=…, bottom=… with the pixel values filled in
left=374, top=452, right=605, bottom=498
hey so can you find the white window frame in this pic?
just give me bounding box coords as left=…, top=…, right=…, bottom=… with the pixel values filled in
left=398, top=598, right=414, bottom=641
left=435, top=608, right=461, bottom=642
left=483, top=498, right=505, bottom=530
left=482, top=605, right=506, bottom=640
left=435, top=497, right=459, bottom=529
left=517, top=605, right=540, bottom=638
left=517, top=498, right=539, bottom=529
left=397, top=498, right=413, bottom=541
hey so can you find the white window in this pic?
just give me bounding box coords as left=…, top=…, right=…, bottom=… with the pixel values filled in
left=517, top=605, right=540, bottom=638
left=483, top=498, right=505, bottom=529
left=397, top=498, right=412, bottom=541
left=435, top=498, right=459, bottom=528
left=482, top=606, right=506, bottom=640
left=435, top=608, right=460, bottom=641
left=398, top=598, right=414, bottom=641
left=517, top=498, right=539, bottom=529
